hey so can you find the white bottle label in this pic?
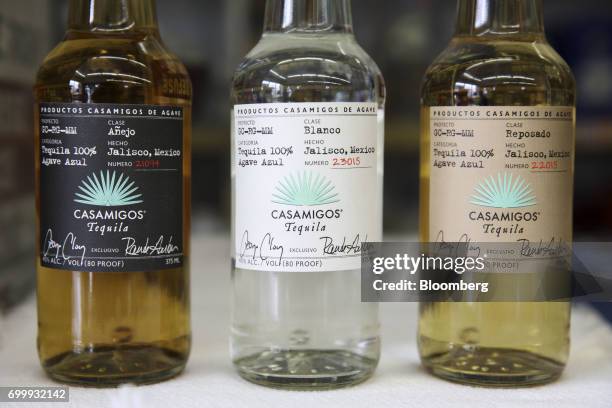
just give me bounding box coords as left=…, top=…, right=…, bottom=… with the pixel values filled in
left=429, top=106, right=575, bottom=252
left=233, top=102, right=382, bottom=272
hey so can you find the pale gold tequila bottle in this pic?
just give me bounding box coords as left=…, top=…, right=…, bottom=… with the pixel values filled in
left=419, top=0, right=575, bottom=387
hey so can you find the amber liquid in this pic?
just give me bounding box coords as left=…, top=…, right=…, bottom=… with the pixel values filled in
left=35, top=29, right=192, bottom=386
left=419, top=37, right=575, bottom=386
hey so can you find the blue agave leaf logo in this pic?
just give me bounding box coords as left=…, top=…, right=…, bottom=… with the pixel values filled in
left=470, top=172, right=537, bottom=209
left=272, top=171, right=339, bottom=207
left=74, top=170, right=143, bottom=207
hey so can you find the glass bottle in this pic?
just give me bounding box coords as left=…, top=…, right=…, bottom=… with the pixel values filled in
left=231, top=0, right=385, bottom=389
left=35, top=0, right=192, bottom=386
left=419, top=0, right=575, bottom=386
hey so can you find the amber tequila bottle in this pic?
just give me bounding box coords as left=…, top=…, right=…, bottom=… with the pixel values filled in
left=35, top=0, right=191, bottom=386
left=231, top=0, right=385, bottom=389
left=419, top=0, right=575, bottom=386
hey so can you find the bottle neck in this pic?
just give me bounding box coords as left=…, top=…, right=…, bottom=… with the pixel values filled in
left=455, top=0, right=545, bottom=38
left=68, top=0, right=158, bottom=33
left=263, top=0, right=353, bottom=34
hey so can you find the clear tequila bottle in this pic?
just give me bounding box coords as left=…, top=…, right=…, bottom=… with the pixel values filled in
left=231, top=0, right=385, bottom=389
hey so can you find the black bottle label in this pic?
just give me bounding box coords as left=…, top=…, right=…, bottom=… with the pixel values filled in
left=38, top=103, right=184, bottom=272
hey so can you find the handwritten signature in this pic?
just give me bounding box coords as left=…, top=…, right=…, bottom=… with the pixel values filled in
left=239, top=230, right=284, bottom=261
left=518, top=237, right=568, bottom=258
left=42, top=229, right=86, bottom=265
left=321, top=234, right=366, bottom=256
left=434, top=230, right=482, bottom=257
left=122, top=235, right=179, bottom=256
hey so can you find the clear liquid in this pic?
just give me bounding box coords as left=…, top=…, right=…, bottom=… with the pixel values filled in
left=419, top=37, right=575, bottom=387
left=231, top=33, right=385, bottom=389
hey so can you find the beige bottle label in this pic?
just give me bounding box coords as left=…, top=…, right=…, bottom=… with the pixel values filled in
left=429, top=107, right=575, bottom=254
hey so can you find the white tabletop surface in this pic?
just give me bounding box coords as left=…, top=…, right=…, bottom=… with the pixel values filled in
left=1, top=234, right=612, bottom=408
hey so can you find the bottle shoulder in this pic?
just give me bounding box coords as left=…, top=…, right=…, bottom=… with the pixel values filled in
left=36, top=32, right=191, bottom=103
left=232, top=34, right=385, bottom=105
left=421, top=38, right=575, bottom=106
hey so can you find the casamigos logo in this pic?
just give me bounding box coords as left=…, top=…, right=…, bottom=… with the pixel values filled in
left=470, top=172, right=537, bottom=209
left=74, top=170, right=143, bottom=207
left=272, top=171, right=339, bottom=207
